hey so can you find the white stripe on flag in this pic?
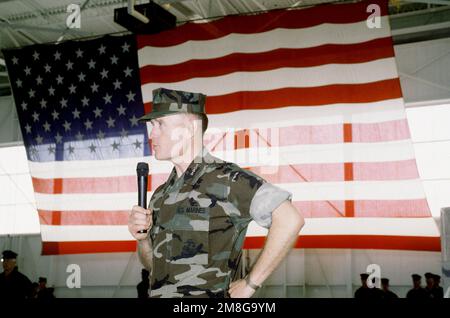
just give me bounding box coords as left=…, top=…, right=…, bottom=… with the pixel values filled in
left=28, top=140, right=416, bottom=179
left=246, top=217, right=440, bottom=237
left=206, top=99, right=407, bottom=129
left=35, top=192, right=153, bottom=211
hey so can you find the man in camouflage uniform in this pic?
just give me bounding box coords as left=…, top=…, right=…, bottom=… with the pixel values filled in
left=128, top=88, right=304, bottom=298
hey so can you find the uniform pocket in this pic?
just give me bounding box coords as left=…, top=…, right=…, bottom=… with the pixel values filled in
left=168, top=206, right=210, bottom=265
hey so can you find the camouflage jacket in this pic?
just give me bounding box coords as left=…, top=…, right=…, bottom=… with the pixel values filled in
left=148, top=150, right=292, bottom=298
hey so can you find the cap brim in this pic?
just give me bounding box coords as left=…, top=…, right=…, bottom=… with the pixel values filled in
left=138, top=110, right=182, bottom=122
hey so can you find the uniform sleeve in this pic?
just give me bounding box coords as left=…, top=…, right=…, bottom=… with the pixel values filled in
left=227, top=166, right=265, bottom=223
left=249, top=182, right=292, bottom=228
left=227, top=165, right=292, bottom=228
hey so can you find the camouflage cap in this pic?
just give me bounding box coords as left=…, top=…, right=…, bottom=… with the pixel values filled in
left=138, top=87, right=207, bottom=122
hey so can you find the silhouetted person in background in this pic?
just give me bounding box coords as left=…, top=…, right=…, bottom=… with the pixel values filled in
left=31, top=282, right=39, bottom=299
left=380, top=278, right=398, bottom=299
left=354, top=273, right=371, bottom=299
left=406, top=274, right=428, bottom=300
left=136, top=269, right=150, bottom=299
left=37, top=277, right=55, bottom=300
left=424, top=272, right=435, bottom=298
left=433, top=274, right=444, bottom=299
left=0, top=250, right=32, bottom=299
left=354, top=273, right=383, bottom=299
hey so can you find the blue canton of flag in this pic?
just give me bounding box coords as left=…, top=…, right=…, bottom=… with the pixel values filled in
left=4, top=35, right=150, bottom=162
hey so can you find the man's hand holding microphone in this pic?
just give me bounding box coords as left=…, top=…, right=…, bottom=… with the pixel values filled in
left=128, top=162, right=153, bottom=271
left=129, top=162, right=151, bottom=240
left=128, top=205, right=152, bottom=241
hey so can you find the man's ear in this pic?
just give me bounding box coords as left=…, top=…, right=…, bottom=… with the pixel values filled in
left=185, top=114, right=201, bottom=138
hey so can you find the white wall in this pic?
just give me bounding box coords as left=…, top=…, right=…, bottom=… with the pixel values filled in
left=407, top=104, right=450, bottom=218
left=0, top=146, right=39, bottom=236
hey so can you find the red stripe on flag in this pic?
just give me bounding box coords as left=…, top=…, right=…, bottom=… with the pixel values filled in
left=51, top=211, right=61, bottom=226
left=293, top=199, right=431, bottom=218
left=257, top=160, right=420, bottom=182
left=243, top=235, right=441, bottom=251
left=345, top=200, right=355, bottom=218
left=352, top=120, right=411, bottom=142
left=139, top=38, right=395, bottom=84
left=343, top=123, right=352, bottom=143
left=36, top=198, right=431, bottom=226
left=42, top=233, right=440, bottom=255
left=344, top=163, right=354, bottom=181
left=143, top=79, right=402, bottom=113
left=38, top=210, right=129, bottom=225
left=202, top=119, right=411, bottom=150
left=42, top=241, right=137, bottom=255
left=136, top=0, right=388, bottom=48
left=150, top=159, right=421, bottom=190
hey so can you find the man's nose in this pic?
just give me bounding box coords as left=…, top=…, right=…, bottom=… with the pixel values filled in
left=148, top=127, right=158, bottom=140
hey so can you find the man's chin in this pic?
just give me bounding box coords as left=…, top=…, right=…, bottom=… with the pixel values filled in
left=154, top=152, right=170, bottom=161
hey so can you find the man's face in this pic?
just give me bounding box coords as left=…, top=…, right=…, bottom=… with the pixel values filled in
left=2, top=258, right=16, bottom=274
left=149, top=114, right=201, bottom=161
left=413, top=279, right=421, bottom=288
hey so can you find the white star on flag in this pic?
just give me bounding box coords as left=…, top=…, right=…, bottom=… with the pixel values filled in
left=124, top=67, right=132, bottom=77
left=122, top=42, right=130, bottom=52
left=98, top=44, right=106, bottom=54
left=88, top=59, right=96, bottom=69
left=76, top=48, right=84, bottom=58
left=66, top=60, right=74, bottom=70
left=100, top=69, right=109, bottom=79
left=103, top=93, right=112, bottom=104
left=91, top=82, right=99, bottom=93
left=126, top=91, right=136, bottom=102
left=63, top=121, right=71, bottom=131
left=113, top=79, right=122, bottom=90
left=60, top=98, right=68, bottom=108
left=72, top=108, right=81, bottom=119
left=106, top=117, right=115, bottom=128
left=24, top=124, right=32, bottom=134
left=81, top=96, right=90, bottom=106
left=116, top=104, right=126, bottom=116
left=51, top=110, right=59, bottom=120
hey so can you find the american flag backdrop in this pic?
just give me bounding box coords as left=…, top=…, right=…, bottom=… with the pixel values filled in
left=4, top=0, right=440, bottom=255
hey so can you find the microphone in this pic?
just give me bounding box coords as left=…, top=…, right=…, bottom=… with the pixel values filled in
left=136, top=162, right=149, bottom=234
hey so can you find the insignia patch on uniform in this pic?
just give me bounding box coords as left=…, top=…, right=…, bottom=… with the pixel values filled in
left=176, top=206, right=208, bottom=214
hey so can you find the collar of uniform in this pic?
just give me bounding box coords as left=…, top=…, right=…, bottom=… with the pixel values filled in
left=166, top=147, right=214, bottom=187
